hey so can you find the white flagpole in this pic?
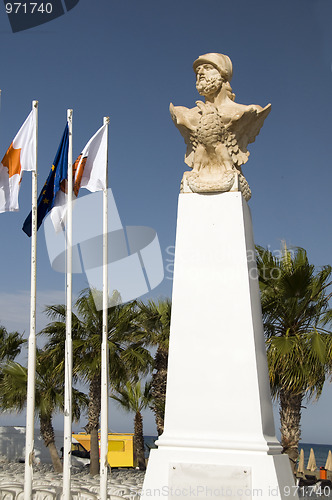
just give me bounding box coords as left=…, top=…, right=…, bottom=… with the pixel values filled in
left=100, top=116, right=110, bottom=499
left=24, top=100, right=38, bottom=500
left=63, top=109, right=73, bottom=500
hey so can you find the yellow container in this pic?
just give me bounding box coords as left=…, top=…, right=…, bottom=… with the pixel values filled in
left=107, top=433, right=135, bottom=467
left=72, top=432, right=136, bottom=468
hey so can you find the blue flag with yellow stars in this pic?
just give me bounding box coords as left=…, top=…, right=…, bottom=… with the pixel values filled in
left=23, top=124, right=69, bottom=237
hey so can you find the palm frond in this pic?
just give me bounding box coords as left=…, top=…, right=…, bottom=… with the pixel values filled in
left=257, top=244, right=332, bottom=402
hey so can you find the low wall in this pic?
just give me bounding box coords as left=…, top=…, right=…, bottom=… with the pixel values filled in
left=0, top=426, right=64, bottom=464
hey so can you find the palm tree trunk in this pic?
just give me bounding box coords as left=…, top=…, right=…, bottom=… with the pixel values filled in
left=134, top=411, right=146, bottom=471
left=279, top=389, right=302, bottom=472
left=152, top=346, right=168, bottom=435
left=85, top=374, right=101, bottom=476
left=48, top=441, right=63, bottom=473
left=90, top=427, right=100, bottom=475
left=39, top=414, right=63, bottom=473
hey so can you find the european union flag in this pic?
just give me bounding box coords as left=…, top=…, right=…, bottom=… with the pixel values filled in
left=23, top=124, right=69, bottom=237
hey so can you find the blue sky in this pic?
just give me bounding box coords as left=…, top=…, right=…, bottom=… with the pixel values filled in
left=0, top=0, right=331, bottom=443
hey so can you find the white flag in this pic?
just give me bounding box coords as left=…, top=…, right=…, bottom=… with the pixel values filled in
left=0, top=110, right=36, bottom=212
left=50, top=123, right=107, bottom=232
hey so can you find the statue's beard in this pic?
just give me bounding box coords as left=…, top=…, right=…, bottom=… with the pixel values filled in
left=196, top=73, right=223, bottom=96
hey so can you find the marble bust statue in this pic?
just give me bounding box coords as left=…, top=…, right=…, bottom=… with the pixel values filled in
left=170, top=53, right=271, bottom=200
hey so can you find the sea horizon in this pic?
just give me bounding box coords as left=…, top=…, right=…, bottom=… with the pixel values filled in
left=298, top=442, right=332, bottom=468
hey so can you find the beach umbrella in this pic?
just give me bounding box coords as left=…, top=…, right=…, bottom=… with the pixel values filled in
left=307, top=448, right=317, bottom=471
left=297, top=449, right=305, bottom=475
left=325, top=450, right=332, bottom=471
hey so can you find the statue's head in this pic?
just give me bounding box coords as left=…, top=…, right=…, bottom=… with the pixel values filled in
left=193, top=53, right=233, bottom=98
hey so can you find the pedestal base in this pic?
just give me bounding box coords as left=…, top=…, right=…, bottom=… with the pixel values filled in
left=142, top=446, right=296, bottom=499
left=142, top=193, right=298, bottom=499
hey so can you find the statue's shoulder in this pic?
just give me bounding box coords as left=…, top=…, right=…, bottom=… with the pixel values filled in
left=218, top=99, right=269, bottom=124
left=222, top=101, right=271, bottom=147
left=170, top=103, right=200, bottom=131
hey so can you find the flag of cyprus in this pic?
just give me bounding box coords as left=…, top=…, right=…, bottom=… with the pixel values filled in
left=0, top=110, right=36, bottom=213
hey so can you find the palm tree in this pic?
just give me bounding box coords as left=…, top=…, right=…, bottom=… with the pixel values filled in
left=256, top=244, right=332, bottom=470
left=0, top=349, right=88, bottom=472
left=42, top=289, right=152, bottom=476
left=111, top=380, right=152, bottom=470
left=138, top=299, right=171, bottom=435
left=0, top=325, right=25, bottom=362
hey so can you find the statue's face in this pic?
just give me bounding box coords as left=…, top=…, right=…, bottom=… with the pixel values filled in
left=196, top=64, right=223, bottom=96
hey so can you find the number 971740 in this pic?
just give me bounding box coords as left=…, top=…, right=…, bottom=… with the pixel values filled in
left=5, top=3, right=53, bottom=14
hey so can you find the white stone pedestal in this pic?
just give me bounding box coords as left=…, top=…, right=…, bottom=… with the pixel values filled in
left=141, top=192, right=298, bottom=499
